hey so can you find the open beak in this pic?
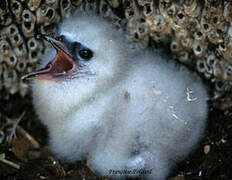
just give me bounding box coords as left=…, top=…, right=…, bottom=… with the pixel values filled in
left=22, top=34, right=77, bottom=81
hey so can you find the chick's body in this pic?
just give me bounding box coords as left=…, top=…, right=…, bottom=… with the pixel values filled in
left=32, top=13, right=208, bottom=179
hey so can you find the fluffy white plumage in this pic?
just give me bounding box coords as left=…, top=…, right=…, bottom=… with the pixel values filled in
left=32, top=13, right=208, bottom=179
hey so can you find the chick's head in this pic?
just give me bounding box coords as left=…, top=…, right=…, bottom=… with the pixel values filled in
left=25, top=13, right=132, bottom=126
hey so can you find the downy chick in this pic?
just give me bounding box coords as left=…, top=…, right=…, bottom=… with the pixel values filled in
left=23, top=13, right=208, bottom=179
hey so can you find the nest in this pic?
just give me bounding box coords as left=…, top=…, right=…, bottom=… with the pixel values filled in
left=0, top=1, right=232, bottom=179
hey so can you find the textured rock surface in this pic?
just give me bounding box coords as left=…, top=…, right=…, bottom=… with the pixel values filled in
left=1, top=0, right=232, bottom=108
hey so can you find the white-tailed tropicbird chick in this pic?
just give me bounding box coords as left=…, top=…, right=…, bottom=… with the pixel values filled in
left=23, top=13, right=208, bottom=179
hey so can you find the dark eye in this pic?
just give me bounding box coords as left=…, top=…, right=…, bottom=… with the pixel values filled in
left=57, top=35, right=65, bottom=41
left=79, top=49, right=93, bottom=60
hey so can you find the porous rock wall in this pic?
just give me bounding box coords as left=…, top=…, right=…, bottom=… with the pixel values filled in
left=1, top=0, right=232, bottom=108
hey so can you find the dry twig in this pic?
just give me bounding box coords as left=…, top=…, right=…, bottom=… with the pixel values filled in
left=0, top=153, right=20, bottom=169
left=7, top=111, right=40, bottom=149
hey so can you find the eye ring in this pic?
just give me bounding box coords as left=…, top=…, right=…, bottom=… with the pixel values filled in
left=79, top=48, right=93, bottom=60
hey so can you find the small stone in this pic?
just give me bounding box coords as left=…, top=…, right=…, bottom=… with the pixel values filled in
left=204, top=145, right=210, bottom=154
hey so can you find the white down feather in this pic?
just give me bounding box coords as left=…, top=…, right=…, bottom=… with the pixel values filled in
left=32, top=13, right=208, bottom=179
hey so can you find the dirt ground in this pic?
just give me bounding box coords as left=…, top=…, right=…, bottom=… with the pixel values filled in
left=0, top=92, right=232, bottom=180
